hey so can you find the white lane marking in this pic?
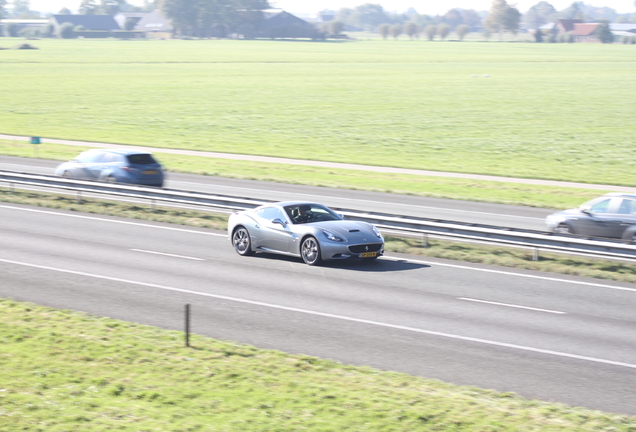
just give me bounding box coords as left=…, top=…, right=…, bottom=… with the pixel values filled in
left=2, top=204, right=635, bottom=294
left=131, top=249, right=205, bottom=261
left=0, top=204, right=226, bottom=237
left=382, top=255, right=636, bottom=293
left=174, top=181, right=543, bottom=221
left=0, top=163, right=51, bottom=172
left=459, top=297, right=566, bottom=314
left=1, top=256, right=634, bottom=370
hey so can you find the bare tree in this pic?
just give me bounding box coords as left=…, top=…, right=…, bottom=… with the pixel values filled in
left=424, top=24, right=436, bottom=41
left=328, top=20, right=344, bottom=35
left=437, top=23, right=450, bottom=40
left=455, top=24, right=469, bottom=40
left=403, top=21, right=419, bottom=39
left=390, top=23, right=402, bottom=40
left=485, top=0, right=521, bottom=40
left=377, top=23, right=390, bottom=40
left=79, top=0, right=98, bottom=15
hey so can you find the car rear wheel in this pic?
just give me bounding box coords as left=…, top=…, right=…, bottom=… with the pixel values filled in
left=301, top=236, right=322, bottom=266
left=232, top=227, right=254, bottom=256
left=622, top=229, right=636, bottom=243
left=555, top=223, right=575, bottom=235
left=62, top=171, right=72, bottom=179
left=106, top=175, right=117, bottom=183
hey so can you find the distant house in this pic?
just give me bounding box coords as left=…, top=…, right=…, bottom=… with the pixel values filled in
left=570, top=23, right=599, bottom=42
left=51, top=15, right=120, bottom=31
left=134, top=9, right=173, bottom=38
left=539, top=20, right=636, bottom=43
left=610, top=23, right=636, bottom=40
left=555, top=19, right=582, bottom=33
left=0, top=18, right=49, bottom=35
left=258, top=9, right=318, bottom=38
left=114, top=12, right=149, bottom=31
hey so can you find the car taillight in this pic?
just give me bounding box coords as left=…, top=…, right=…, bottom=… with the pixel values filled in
left=122, top=166, right=132, bottom=172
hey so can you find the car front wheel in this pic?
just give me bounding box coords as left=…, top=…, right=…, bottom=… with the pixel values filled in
left=555, top=223, right=575, bottom=235
left=233, top=227, right=254, bottom=256
left=301, top=236, right=322, bottom=266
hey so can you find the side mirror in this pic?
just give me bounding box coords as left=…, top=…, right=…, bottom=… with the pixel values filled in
left=337, top=213, right=344, bottom=219
left=272, top=218, right=287, bottom=227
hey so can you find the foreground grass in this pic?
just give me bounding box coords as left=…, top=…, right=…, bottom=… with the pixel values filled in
left=1, top=39, right=635, bottom=187
left=2, top=298, right=636, bottom=431
left=3, top=187, right=636, bottom=284
left=0, top=140, right=609, bottom=210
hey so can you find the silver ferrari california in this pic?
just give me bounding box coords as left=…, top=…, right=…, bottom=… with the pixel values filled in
left=227, top=201, right=384, bottom=265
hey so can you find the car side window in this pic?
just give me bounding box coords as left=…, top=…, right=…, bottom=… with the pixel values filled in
left=76, top=151, right=100, bottom=163
left=589, top=199, right=611, bottom=214
left=256, top=207, right=286, bottom=222
left=617, top=199, right=636, bottom=215
left=95, top=153, right=110, bottom=163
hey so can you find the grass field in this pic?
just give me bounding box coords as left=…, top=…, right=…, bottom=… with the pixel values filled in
left=1, top=38, right=635, bottom=188
left=3, top=298, right=636, bottom=431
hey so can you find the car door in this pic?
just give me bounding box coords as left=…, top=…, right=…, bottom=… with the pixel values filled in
left=609, top=198, right=636, bottom=238
left=85, top=152, right=110, bottom=180
left=253, top=207, right=294, bottom=252
left=576, top=197, right=622, bottom=238
left=66, top=151, right=94, bottom=179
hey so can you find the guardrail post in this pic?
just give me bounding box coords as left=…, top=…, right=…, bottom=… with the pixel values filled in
left=422, top=233, right=429, bottom=248
left=10, top=182, right=14, bottom=194
left=151, top=199, right=156, bottom=213
left=185, top=304, right=191, bottom=348
left=533, top=248, right=539, bottom=261
left=76, top=191, right=82, bottom=204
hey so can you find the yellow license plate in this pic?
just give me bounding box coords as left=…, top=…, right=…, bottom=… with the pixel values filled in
left=360, top=252, right=377, bottom=258
left=143, top=170, right=158, bottom=175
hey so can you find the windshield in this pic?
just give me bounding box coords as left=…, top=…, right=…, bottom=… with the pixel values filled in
left=284, top=204, right=342, bottom=224
left=579, top=197, right=611, bottom=213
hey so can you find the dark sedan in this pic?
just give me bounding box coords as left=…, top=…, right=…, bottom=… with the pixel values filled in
left=546, top=193, right=636, bottom=241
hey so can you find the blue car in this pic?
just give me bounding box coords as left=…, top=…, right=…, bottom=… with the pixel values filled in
left=55, top=149, right=165, bottom=187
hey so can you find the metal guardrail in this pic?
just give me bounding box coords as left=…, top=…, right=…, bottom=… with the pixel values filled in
left=3, top=170, right=636, bottom=261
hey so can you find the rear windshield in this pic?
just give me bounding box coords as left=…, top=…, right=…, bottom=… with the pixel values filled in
left=126, top=154, right=158, bottom=165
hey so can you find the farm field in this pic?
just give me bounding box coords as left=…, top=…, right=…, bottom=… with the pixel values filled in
left=1, top=38, right=635, bottom=189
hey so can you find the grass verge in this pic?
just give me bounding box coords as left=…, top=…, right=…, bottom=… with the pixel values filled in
left=2, top=298, right=636, bottom=431
left=3, top=187, right=636, bottom=284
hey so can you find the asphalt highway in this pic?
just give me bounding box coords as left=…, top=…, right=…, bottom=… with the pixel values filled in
left=0, top=155, right=554, bottom=230
left=2, top=203, right=636, bottom=415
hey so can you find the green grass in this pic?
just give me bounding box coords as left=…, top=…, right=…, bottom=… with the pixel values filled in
left=0, top=139, right=612, bottom=210
left=2, top=298, right=636, bottom=431
left=4, top=186, right=636, bottom=284
left=1, top=39, right=635, bottom=187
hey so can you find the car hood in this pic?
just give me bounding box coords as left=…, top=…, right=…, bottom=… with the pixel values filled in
left=308, top=220, right=381, bottom=242
left=549, top=208, right=584, bottom=218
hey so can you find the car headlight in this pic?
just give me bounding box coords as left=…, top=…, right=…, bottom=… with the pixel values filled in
left=372, top=225, right=382, bottom=238
left=322, top=230, right=344, bottom=242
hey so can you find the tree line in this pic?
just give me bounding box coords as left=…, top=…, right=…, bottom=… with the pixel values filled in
left=324, top=0, right=636, bottom=36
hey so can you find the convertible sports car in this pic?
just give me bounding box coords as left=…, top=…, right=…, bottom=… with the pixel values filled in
left=227, top=201, right=384, bottom=265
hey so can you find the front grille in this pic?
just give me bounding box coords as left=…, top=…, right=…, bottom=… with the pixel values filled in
left=348, top=243, right=383, bottom=253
